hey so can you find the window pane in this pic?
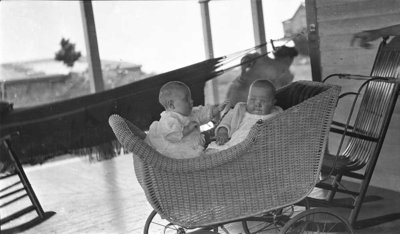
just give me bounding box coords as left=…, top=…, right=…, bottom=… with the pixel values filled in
left=262, top=0, right=311, bottom=82
left=0, top=1, right=86, bottom=108
left=209, top=1, right=254, bottom=58
left=92, top=1, right=205, bottom=74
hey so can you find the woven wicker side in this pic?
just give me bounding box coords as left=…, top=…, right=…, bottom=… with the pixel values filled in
left=109, top=81, right=341, bottom=228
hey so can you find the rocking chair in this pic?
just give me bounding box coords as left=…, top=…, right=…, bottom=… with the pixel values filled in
left=316, top=36, right=400, bottom=227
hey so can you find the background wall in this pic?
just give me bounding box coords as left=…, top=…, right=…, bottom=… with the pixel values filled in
left=316, top=0, right=400, bottom=77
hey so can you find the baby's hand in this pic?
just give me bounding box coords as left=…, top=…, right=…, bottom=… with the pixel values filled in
left=216, top=127, right=229, bottom=145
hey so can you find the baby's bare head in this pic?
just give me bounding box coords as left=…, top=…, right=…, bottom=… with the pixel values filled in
left=249, top=79, right=276, bottom=98
left=247, top=79, right=277, bottom=115
left=159, top=81, right=191, bottom=110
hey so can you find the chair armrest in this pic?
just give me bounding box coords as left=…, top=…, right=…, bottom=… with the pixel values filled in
left=330, top=127, right=378, bottom=142
left=331, top=121, right=354, bottom=130
left=323, top=73, right=377, bottom=82
left=338, top=92, right=358, bottom=99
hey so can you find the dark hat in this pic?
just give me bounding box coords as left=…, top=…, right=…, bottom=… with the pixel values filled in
left=273, top=46, right=299, bottom=58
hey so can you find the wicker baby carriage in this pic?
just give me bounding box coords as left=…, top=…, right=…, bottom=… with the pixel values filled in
left=109, top=81, right=351, bottom=233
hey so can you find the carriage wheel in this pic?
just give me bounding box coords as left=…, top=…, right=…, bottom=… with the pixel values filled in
left=144, top=210, right=244, bottom=234
left=144, top=210, right=189, bottom=234
left=242, top=199, right=310, bottom=234
left=280, top=207, right=353, bottom=234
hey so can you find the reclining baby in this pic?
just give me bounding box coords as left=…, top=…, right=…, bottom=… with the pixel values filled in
left=207, top=79, right=283, bottom=151
left=145, top=79, right=282, bottom=158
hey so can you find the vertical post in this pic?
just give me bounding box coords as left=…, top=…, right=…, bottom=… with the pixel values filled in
left=250, top=0, right=267, bottom=54
left=305, top=0, right=322, bottom=81
left=1, top=82, right=6, bottom=100
left=199, top=0, right=219, bottom=105
left=80, top=0, right=104, bottom=93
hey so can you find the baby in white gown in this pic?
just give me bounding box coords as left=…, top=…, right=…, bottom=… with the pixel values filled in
left=145, top=81, right=228, bottom=158
left=207, top=79, right=282, bottom=151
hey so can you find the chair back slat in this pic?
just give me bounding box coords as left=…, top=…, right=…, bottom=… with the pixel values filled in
left=371, top=37, right=400, bottom=77
left=342, top=79, right=399, bottom=169
left=339, top=37, right=400, bottom=170
left=371, top=51, right=400, bottom=77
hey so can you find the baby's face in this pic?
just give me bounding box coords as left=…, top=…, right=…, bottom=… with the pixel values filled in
left=171, top=87, right=193, bottom=116
left=246, top=86, right=275, bottom=115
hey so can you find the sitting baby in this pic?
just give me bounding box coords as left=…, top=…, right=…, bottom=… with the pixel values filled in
left=145, top=81, right=228, bottom=159
left=207, top=79, right=282, bottom=151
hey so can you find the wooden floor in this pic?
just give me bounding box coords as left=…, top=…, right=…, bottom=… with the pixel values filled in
left=1, top=152, right=400, bottom=234
left=1, top=154, right=153, bottom=234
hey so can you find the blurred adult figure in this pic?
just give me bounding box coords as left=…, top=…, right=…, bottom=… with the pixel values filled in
left=226, top=46, right=298, bottom=106
left=351, top=24, right=400, bottom=49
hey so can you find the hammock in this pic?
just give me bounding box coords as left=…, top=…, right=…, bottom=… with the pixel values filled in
left=0, top=58, right=223, bottom=165
left=108, top=81, right=341, bottom=228
left=0, top=40, right=294, bottom=166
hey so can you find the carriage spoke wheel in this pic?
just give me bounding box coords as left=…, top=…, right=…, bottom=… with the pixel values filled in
left=242, top=199, right=310, bottom=234
left=280, top=207, right=353, bottom=234
left=144, top=210, right=242, bottom=234
left=144, top=210, right=187, bottom=234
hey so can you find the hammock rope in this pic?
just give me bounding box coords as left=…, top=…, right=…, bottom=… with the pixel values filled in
left=216, top=32, right=303, bottom=73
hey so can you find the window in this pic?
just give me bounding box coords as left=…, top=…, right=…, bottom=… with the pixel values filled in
left=0, top=1, right=86, bottom=107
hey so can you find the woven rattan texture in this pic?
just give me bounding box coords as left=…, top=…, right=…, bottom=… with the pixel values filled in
left=109, top=81, right=340, bottom=228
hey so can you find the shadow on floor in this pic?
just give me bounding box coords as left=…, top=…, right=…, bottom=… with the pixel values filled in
left=2, top=211, right=55, bottom=234
left=312, top=180, right=400, bottom=233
